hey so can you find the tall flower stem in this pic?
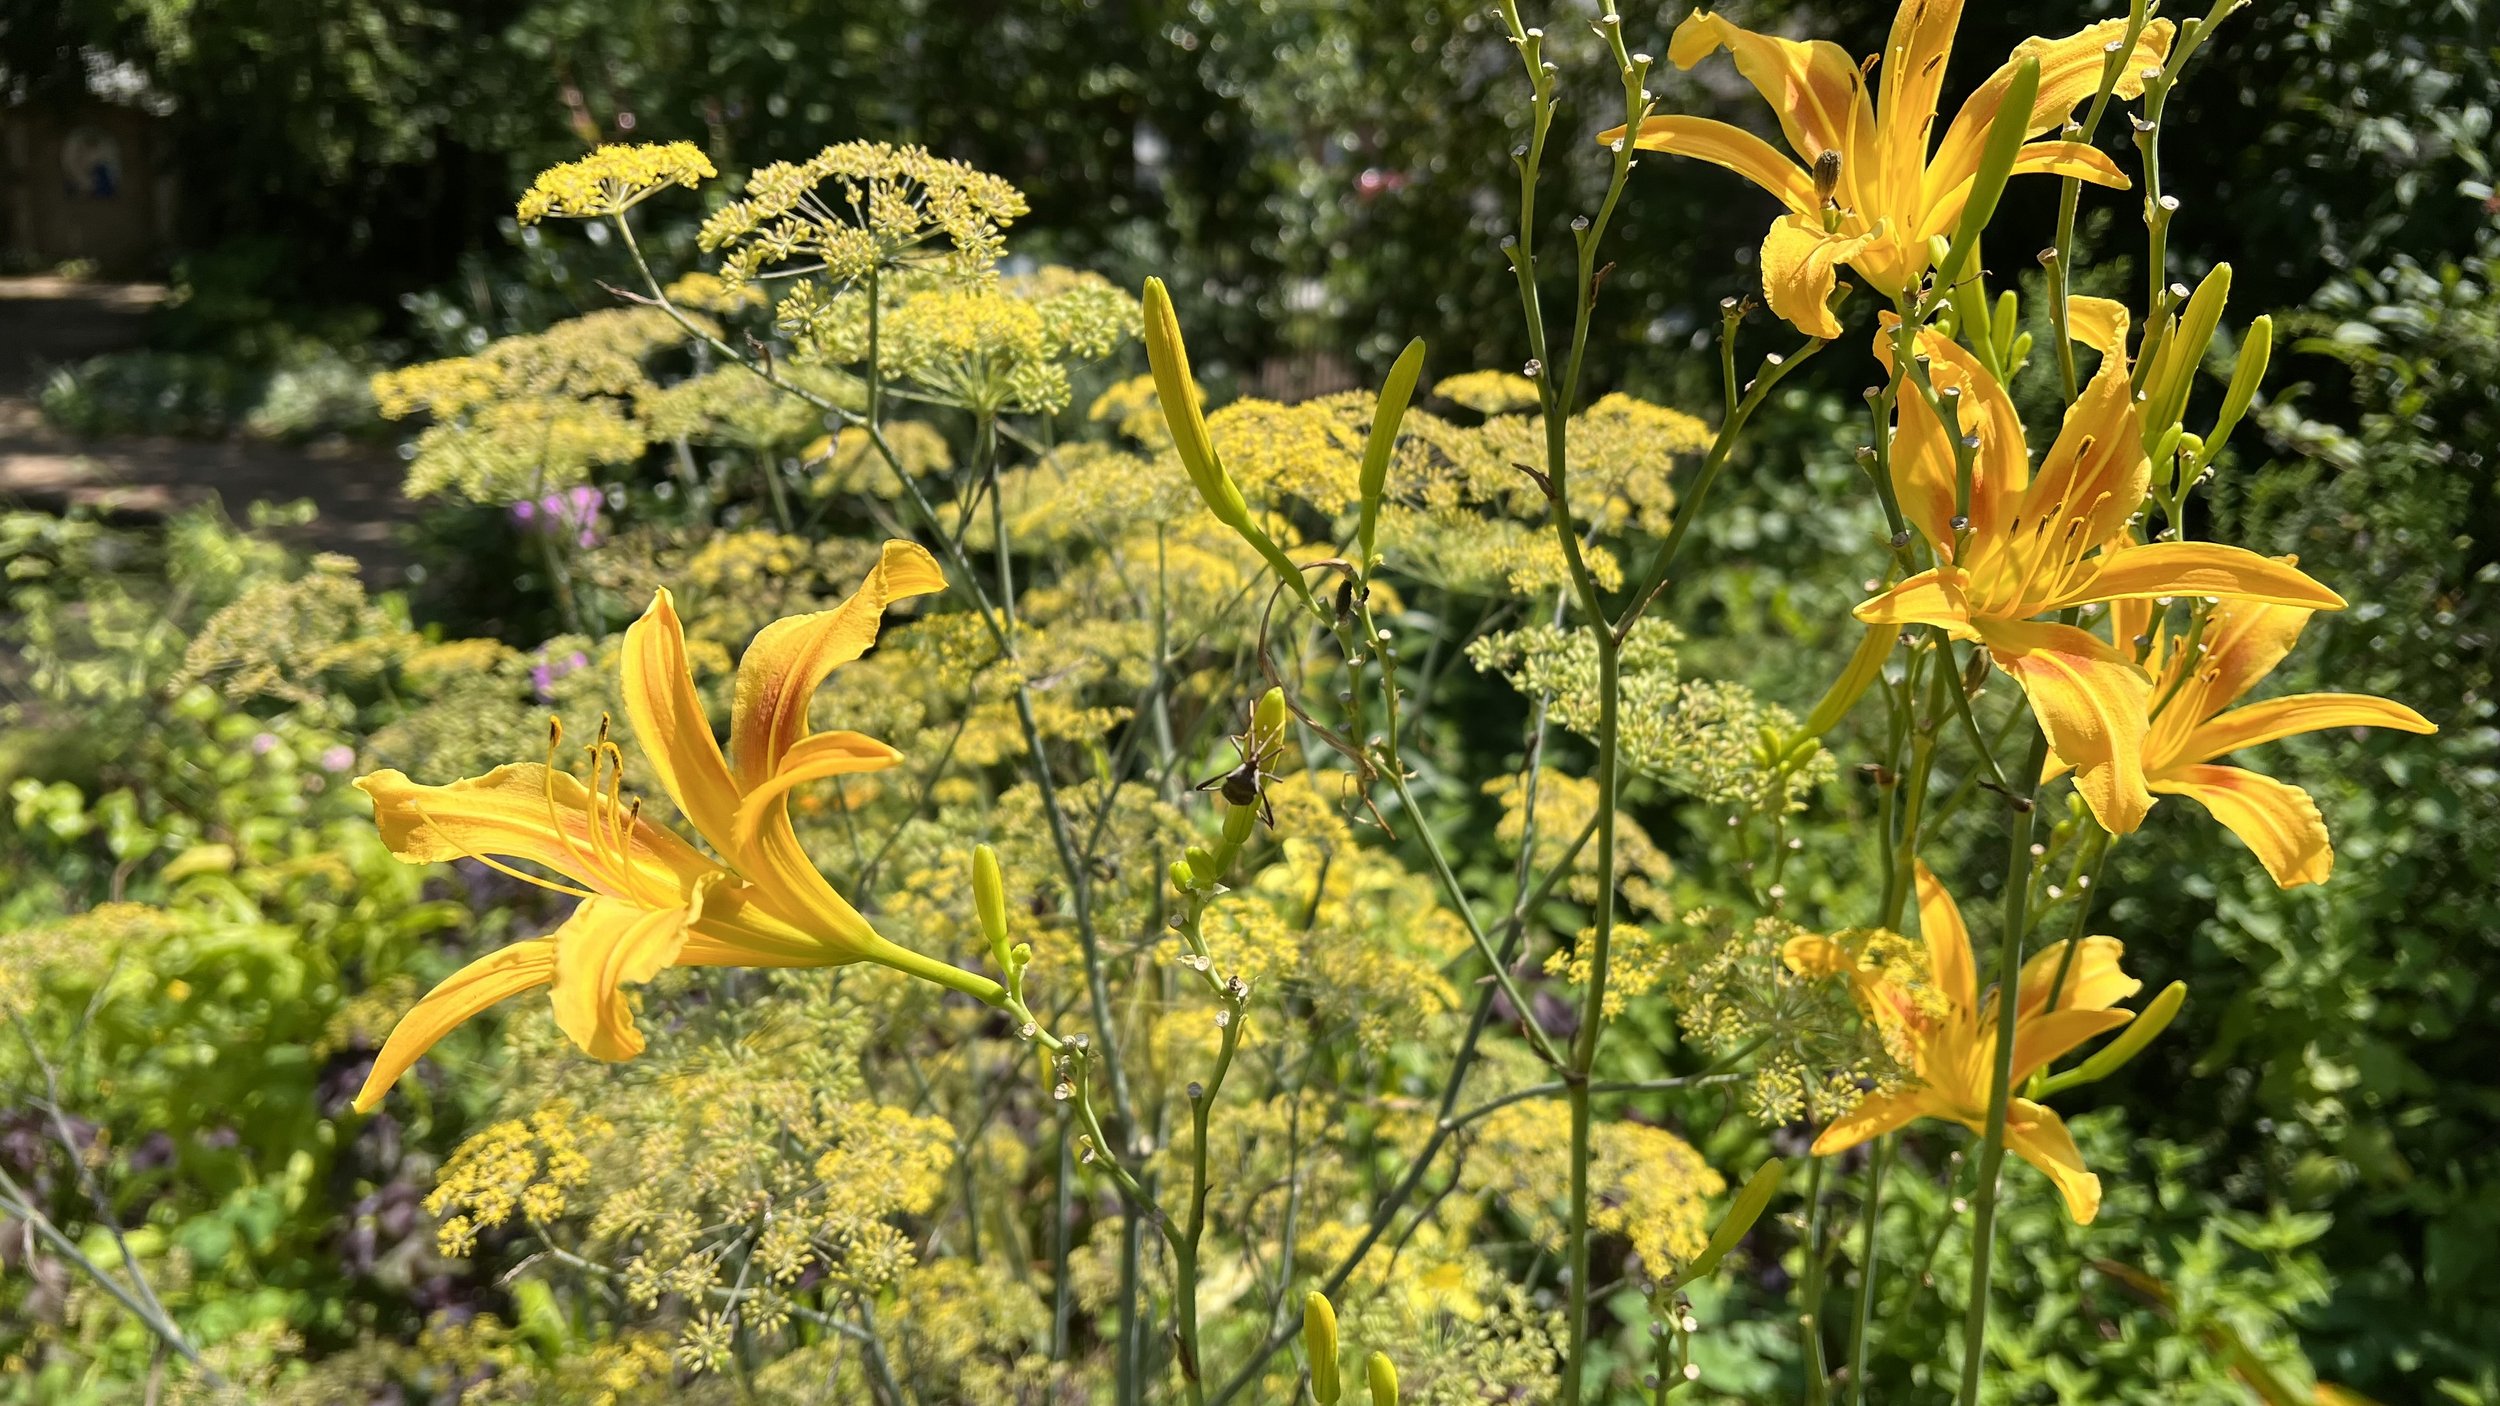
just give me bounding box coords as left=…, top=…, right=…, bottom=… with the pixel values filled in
left=1953, top=724, right=2053, bottom=1404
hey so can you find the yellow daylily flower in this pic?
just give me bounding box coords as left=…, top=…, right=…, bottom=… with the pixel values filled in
left=2051, top=595, right=2436, bottom=888
left=1853, top=321, right=2345, bottom=834
left=1602, top=2, right=2173, bottom=337
left=351, top=540, right=997, bottom=1112
left=1786, top=866, right=2145, bottom=1223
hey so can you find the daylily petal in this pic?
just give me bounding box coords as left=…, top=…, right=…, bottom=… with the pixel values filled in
left=729, top=730, right=906, bottom=855
left=1875, top=315, right=2028, bottom=545
left=1609, top=115, right=1819, bottom=213
left=357, top=764, right=716, bottom=906
left=2009, top=1007, right=2134, bottom=1086
left=1977, top=618, right=2154, bottom=834
left=1876, top=0, right=1966, bottom=215
left=1782, top=933, right=1854, bottom=981
left=351, top=939, right=558, bottom=1112
left=2017, top=937, right=2140, bottom=1017
left=727, top=539, right=945, bottom=789
left=549, top=898, right=693, bottom=1061
left=2003, top=1098, right=2103, bottom=1223
left=1762, top=213, right=1880, bottom=339
left=2068, top=296, right=2133, bottom=366
left=1669, top=11, right=1872, bottom=168
left=2019, top=361, right=2147, bottom=565
left=2055, top=543, right=2347, bottom=612
left=1810, top=1087, right=1932, bottom=1157
left=1913, top=861, right=1976, bottom=1014
left=1853, top=569, right=1976, bottom=635
left=2153, top=763, right=2334, bottom=888
left=2180, top=692, right=2437, bottom=768
left=622, top=588, right=746, bottom=846
left=1921, top=141, right=2129, bottom=241
left=1929, top=17, right=2177, bottom=201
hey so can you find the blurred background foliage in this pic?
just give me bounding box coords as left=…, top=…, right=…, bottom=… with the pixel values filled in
left=2, top=0, right=2495, bottom=1400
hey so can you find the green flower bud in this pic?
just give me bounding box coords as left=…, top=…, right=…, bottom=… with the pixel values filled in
left=1366, top=1352, right=1398, bottom=1406
left=1304, top=1291, right=1341, bottom=1403
left=1223, top=799, right=1259, bottom=847
left=973, top=844, right=1011, bottom=968
left=1679, top=1157, right=1786, bottom=1285
left=1253, top=687, right=1290, bottom=753
left=1185, top=845, right=1221, bottom=888
left=1170, top=859, right=1198, bottom=894
left=1357, top=339, right=1426, bottom=571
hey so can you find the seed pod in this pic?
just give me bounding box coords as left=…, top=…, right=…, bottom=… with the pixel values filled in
left=1304, top=1291, right=1342, bottom=1403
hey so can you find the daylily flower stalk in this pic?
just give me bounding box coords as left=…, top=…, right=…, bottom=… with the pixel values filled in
left=1603, top=1, right=2175, bottom=336
left=1852, top=321, right=2345, bottom=834
left=351, top=541, right=998, bottom=1112
left=1787, top=865, right=2155, bottom=1223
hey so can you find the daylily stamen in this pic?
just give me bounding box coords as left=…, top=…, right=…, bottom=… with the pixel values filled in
left=410, top=800, right=601, bottom=902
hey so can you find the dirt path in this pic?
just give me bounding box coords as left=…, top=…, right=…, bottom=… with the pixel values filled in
left=0, top=277, right=417, bottom=582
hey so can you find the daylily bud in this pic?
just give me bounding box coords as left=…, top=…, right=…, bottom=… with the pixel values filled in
left=2200, top=313, right=2270, bottom=469
left=2067, top=981, right=2186, bottom=1086
left=1934, top=55, right=2040, bottom=298
left=1141, top=277, right=1319, bottom=612
left=1803, top=626, right=1895, bottom=739
left=1367, top=1352, right=1400, bottom=1406
left=1305, top=1291, right=1342, bottom=1403
left=1357, top=339, right=1426, bottom=570
left=1253, top=687, right=1290, bottom=753
left=1185, top=845, right=1221, bottom=887
left=1677, top=1158, right=1786, bottom=1285
left=2145, top=263, right=2232, bottom=440
left=1223, top=799, right=1259, bottom=847
left=1991, top=289, right=2021, bottom=364
left=1142, top=277, right=1249, bottom=530
left=973, top=844, right=1011, bottom=969
left=1170, top=858, right=1198, bottom=893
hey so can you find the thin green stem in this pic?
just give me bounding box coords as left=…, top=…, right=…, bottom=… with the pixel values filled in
left=1953, top=724, right=2053, bottom=1405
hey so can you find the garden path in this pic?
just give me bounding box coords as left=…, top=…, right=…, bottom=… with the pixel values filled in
left=0, top=277, right=415, bottom=581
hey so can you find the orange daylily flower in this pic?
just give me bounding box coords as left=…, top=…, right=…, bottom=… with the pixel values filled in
left=350, top=541, right=996, bottom=1112
left=1600, top=2, right=2174, bottom=337
left=2051, top=595, right=2436, bottom=888
left=1853, top=322, right=2345, bottom=834
left=1786, top=866, right=2145, bottom=1223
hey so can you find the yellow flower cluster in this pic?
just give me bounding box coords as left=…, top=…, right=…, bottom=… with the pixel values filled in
left=426, top=1102, right=610, bottom=1257
left=1469, top=1101, right=1725, bottom=1272
left=515, top=142, right=716, bottom=224
left=371, top=308, right=701, bottom=503
left=176, top=555, right=418, bottom=705
left=699, top=141, right=1027, bottom=286
left=1487, top=768, right=1676, bottom=919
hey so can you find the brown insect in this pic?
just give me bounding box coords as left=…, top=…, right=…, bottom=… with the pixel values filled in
left=1194, top=718, right=1289, bottom=828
